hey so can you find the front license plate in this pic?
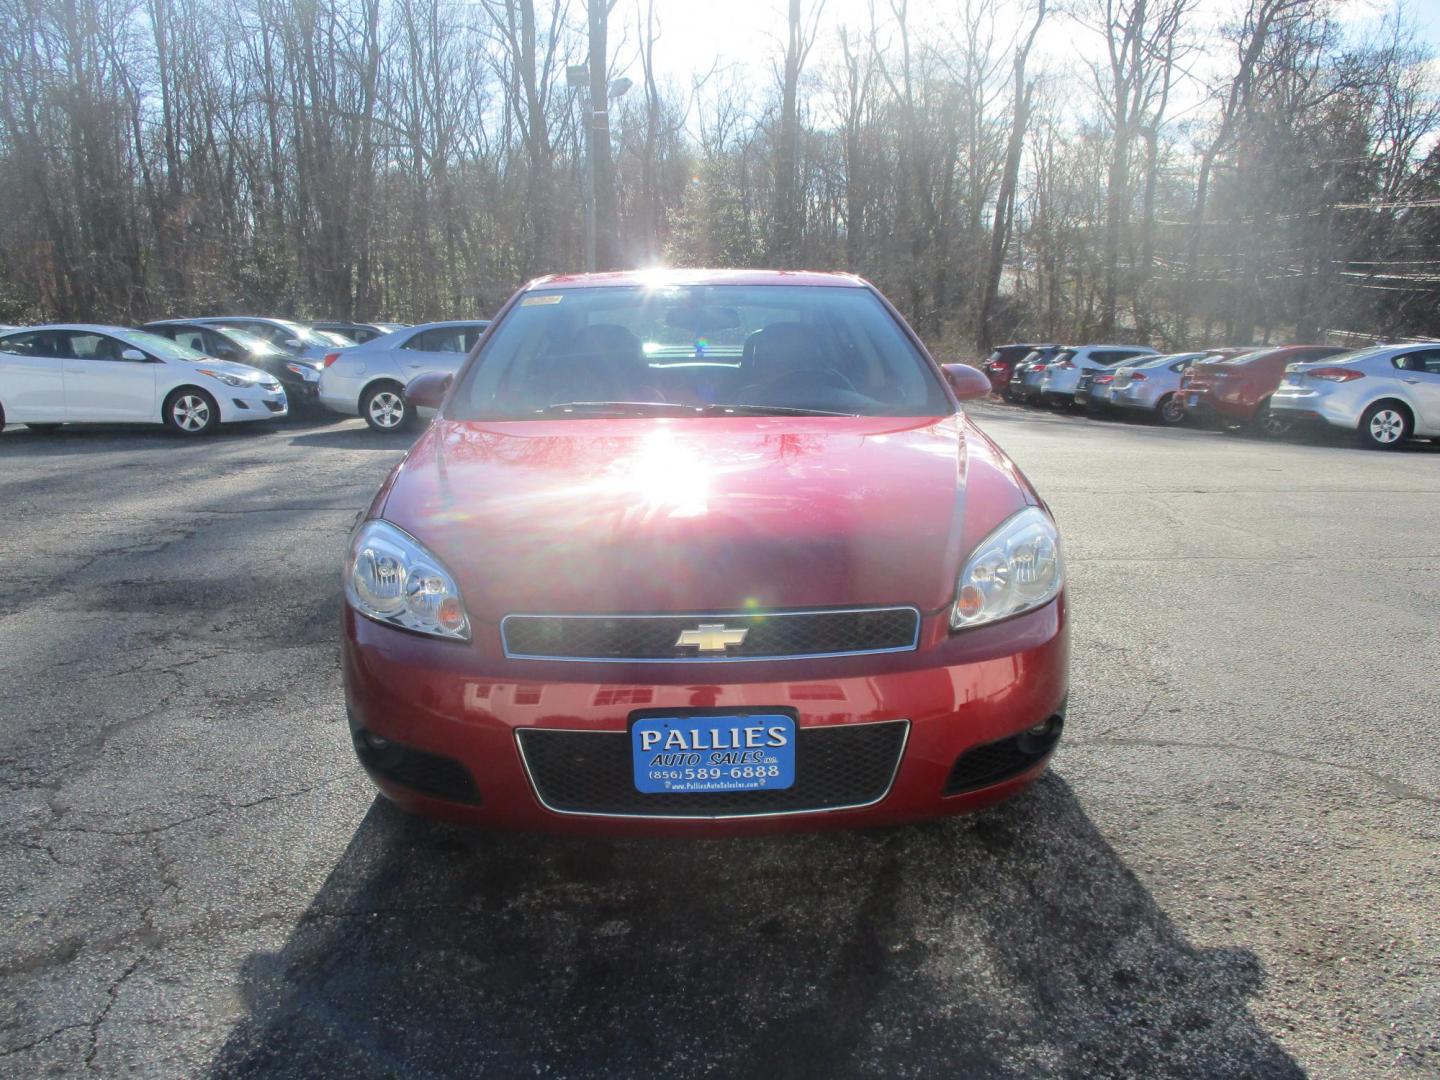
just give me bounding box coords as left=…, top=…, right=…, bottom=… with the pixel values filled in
left=631, top=713, right=796, bottom=793
left=1187, top=393, right=1199, bottom=407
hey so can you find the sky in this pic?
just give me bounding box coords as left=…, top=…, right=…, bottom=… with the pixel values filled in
left=621, top=0, right=1439, bottom=132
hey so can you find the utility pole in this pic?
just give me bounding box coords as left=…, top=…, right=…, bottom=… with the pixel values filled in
left=568, top=63, right=630, bottom=272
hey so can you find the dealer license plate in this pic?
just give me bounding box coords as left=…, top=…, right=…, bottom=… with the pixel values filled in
left=631, top=713, right=796, bottom=793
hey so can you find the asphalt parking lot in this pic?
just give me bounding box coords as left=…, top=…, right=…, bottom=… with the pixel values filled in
left=1, top=405, right=1436, bottom=1078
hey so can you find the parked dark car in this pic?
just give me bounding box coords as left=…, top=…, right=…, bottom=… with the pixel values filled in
left=981, top=343, right=1055, bottom=395
left=1006, top=346, right=1064, bottom=402
left=1179, top=345, right=1346, bottom=433
left=139, top=320, right=315, bottom=409
left=311, top=321, right=407, bottom=345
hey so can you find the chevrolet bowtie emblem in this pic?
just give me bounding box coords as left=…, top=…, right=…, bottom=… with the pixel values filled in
left=675, top=623, right=749, bottom=653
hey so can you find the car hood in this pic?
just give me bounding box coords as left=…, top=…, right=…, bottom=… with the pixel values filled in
left=378, top=415, right=1033, bottom=620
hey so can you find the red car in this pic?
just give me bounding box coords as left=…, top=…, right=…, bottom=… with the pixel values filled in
left=1179, top=345, right=1345, bottom=432
left=981, top=343, right=1055, bottom=395
left=341, top=270, right=1069, bottom=835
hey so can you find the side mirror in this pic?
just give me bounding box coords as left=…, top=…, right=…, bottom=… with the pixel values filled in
left=405, top=370, right=452, bottom=410
left=283, top=338, right=303, bottom=351
left=941, top=363, right=992, bottom=402
left=121, top=348, right=148, bottom=362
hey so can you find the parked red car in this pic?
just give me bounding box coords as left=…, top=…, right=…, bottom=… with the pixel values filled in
left=341, top=270, right=1068, bottom=835
left=981, top=343, right=1055, bottom=395
left=1179, top=345, right=1345, bottom=432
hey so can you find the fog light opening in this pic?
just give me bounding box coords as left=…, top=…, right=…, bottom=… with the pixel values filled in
left=1016, top=715, right=1063, bottom=756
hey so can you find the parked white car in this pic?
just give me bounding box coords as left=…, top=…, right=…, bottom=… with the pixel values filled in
left=318, top=320, right=489, bottom=431
left=0, top=325, right=286, bottom=435
left=1040, top=344, right=1158, bottom=405
left=1269, top=342, right=1440, bottom=448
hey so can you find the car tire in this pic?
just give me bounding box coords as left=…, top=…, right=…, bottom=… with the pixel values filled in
left=163, top=387, right=220, bottom=435
left=1357, top=401, right=1411, bottom=450
left=362, top=381, right=414, bottom=433
left=25, top=423, right=62, bottom=434
left=0, top=403, right=5, bottom=433
left=1156, top=394, right=1186, bottom=426
left=1253, top=399, right=1294, bottom=438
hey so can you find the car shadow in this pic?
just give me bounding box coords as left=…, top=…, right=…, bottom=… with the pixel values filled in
left=0, top=421, right=286, bottom=455
left=209, top=775, right=1300, bottom=1079
left=287, top=424, right=421, bottom=449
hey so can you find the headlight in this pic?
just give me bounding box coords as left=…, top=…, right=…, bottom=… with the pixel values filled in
left=198, top=368, right=253, bottom=388
left=285, top=362, right=321, bottom=381
left=950, top=506, right=1063, bottom=631
left=344, top=519, right=470, bottom=640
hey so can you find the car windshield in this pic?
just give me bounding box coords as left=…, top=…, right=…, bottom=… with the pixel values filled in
left=260, top=320, right=343, bottom=349
left=315, top=329, right=354, bottom=347
left=447, top=284, right=953, bottom=420
left=126, top=331, right=206, bottom=362
left=215, top=327, right=283, bottom=356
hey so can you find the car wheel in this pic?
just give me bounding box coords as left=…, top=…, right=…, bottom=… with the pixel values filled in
left=1253, top=400, right=1294, bottom=438
left=0, top=402, right=5, bottom=433
left=362, top=382, right=413, bottom=433
left=1357, top=402, right=1411, bottom=449
left=1156, top=394, right=1186, bottom=426
left=163, top=388, right=219, bottom=435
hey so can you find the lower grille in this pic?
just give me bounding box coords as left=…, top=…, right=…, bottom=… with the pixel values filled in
left=517, top=721, right=908, bottom=817
left=942, top=716, right=1063, bottom=796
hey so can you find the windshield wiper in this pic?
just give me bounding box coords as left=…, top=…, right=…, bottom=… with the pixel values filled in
left=536, top=401, right=861, bottom=418
left=702, top=403, right=860, bottom=417
left=539, top=401, right=702, bottom=416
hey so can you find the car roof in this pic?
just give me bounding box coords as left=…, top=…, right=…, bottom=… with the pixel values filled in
left=524, top=268, right=867, bottom=290
left=2, top=323, right=135, bottom=335
left=183, top=316, right=297, bottom=325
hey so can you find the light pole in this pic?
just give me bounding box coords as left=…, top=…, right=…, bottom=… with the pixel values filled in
left=568, top=64, right=631, bottom=272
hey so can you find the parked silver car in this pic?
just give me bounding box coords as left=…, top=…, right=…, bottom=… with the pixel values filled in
left=318, top=319, right=490, bottom=431
left=1040, top=344, right=1158, bottom=405
left=1269, top=342, right=1440, bottom=448
left=1108, top=352, right=1215, bottom=424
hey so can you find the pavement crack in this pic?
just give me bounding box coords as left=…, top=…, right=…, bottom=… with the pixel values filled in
left=0, top=1023, right=91, bottom=1058
left=1074, top=735, right=1439, bottom=805
left=43, top=775, right=351, bottom=837
left=83, top=954, right=146, bottom=1072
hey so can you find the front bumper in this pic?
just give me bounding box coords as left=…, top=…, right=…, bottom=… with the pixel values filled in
left=342, top=599, right=1070, bottom=836
left=218, top=388, right=288, bottom=423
